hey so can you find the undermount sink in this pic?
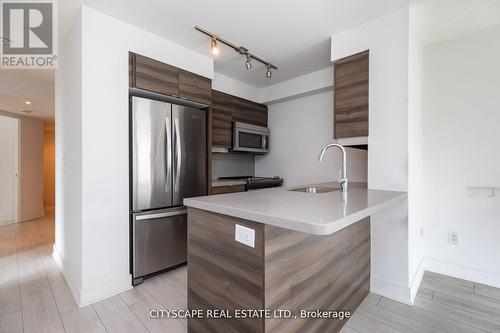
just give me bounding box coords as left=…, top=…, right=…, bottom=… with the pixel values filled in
left=289, top=186, right=340, bottom=194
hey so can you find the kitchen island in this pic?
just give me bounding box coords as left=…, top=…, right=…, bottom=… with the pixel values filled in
left=184, top=182, right=406, bottom=333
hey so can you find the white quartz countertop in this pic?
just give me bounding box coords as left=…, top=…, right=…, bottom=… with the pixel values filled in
left=184, top=182, right=407, bottom=235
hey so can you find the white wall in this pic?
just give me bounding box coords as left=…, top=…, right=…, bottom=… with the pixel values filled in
left=407, top=0, right=426, bottom=300
left=212, top=72, right=260, bottom=102
left=54, top=8, right=83, bottom=303
left=19, top=117, right=44, bottom=222
left=43, top=125, right=56, bottom=206
left=331, top=7, right=414, bottom=303
left=259, top=67, right=333, bottom=104
left=0, top=115, right=18, bottom=226
left=422, top=25, right=500, bottom=288
left=53, top=5, right=214, bottom=306
left=255, top=90, right=367, bottom=186
left=212, top=154, right=255, bottom=179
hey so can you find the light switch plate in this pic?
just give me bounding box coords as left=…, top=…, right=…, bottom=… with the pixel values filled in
left=235, top=224, right=255, bottom=248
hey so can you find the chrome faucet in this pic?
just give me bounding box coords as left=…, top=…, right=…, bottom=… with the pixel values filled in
left=318, top=143, right=348, bottom=192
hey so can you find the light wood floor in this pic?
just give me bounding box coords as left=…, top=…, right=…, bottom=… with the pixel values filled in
left=1, top=217, right=499, bottom=333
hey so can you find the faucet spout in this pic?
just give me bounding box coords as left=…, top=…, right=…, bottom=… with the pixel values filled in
left=318, top=143, right=348, bottom=192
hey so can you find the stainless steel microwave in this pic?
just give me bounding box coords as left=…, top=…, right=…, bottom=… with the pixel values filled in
left=232, top=122, right=270, bottom=154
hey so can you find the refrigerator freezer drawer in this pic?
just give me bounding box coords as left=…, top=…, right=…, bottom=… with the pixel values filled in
left=132, top=207, right=187, bottom=280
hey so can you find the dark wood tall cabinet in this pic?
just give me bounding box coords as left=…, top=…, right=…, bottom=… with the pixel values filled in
left=211, top=91, right=233, bottom=149
left=334, top=50, right=369, bottom=139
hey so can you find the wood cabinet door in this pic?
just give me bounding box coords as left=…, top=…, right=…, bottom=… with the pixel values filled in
left=231, top=96, right=268, bottom=127
left=210, top=184, right=246, bottom=195
left=134, top=54, right=179, bottom=96
left=334, top=51, right=369, bottom=138
left=179, top=70, right=212, bottom=105
left=129, top=52, right=135, bottom=87
left=211, top=91, right=232, bottom=149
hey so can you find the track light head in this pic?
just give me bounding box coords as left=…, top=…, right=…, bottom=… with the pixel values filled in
left=211, top=37, right=219, bottom=55
left=195, top=26, right=278, bottom=73
left=245, top=54, right=252, bottom=70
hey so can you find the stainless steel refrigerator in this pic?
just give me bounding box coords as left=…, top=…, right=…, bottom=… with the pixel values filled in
left=130, top=95, right=206, bottom=285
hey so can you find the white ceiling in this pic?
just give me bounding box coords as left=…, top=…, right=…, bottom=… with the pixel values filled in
left=76, top=0, right=410, bottom=87
left=5, top=0, right=498, bottom=117
left=0, top=70, right=55, bottom=120
left=418, top=0, right=500, bottom=45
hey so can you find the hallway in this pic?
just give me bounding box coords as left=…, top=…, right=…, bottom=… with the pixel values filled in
left=0, top=215, right=187, bottom=333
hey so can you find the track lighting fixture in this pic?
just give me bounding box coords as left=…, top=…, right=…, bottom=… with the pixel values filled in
left=195, top=26, right=278, bottom=79
left=245, top=54, right=252, bottom=70
left=210, top=37, right=219, bottom=55
left=266, top=65, right=272, bottom=78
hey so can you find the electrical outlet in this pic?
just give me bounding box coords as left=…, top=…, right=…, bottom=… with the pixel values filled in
left=235, top=224, right=255, bottom=248
left=448, top=231, right=460, bottom=245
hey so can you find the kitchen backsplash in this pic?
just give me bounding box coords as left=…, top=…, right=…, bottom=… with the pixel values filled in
left=212, top=153, right=255, bottom=179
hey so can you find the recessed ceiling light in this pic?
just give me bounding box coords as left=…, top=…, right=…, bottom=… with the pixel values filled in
left=25, top=101, right=32, bottom=105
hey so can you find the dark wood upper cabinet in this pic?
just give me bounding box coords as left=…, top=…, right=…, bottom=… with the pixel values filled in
left=334, top=50, right=369, bottom=139
left=179, top=70, right=212, bottom=105
left=231, top=96, right=268, bottom=127
left=132, top=54, right=179, bottom=97
left=129, top=52, right=212, bottom=106
left=211, top=91, right=233, bottom=149
left=210, top=90, right=268, bottom=150
left=129, top=52, right=135, bottom=87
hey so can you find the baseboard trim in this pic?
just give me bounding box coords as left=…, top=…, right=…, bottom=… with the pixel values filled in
left=53, top=245, right=132, bottom=307
left=409, top=257, right=425, bottom=303
left=52, top=245, right=81, bottom=305
left=370, top=275, right=412, bottom=305
left=0, top=214, right=15, bottom=226
left=424, top=257, right=500, bottom=289
left=79, top=275, right=132, bottom=307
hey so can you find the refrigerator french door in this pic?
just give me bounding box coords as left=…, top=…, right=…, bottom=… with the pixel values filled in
left=130, top=96, right=206, bottom=285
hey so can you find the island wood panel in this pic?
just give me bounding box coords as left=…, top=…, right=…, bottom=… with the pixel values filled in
left=133, top=54, right=179, bottom=96
left=179, top=70, right=212, bottom=105
left=211, top=91, right=233, bottom=149
left=264, top=217, right=370, bottom=333
left=334, top=50, right=369, bottom=139
left=231, top=96, right=268, bottom=128
left=211, top=184, right=246, bottom=195
left=187, top=208, right=265, bottom=333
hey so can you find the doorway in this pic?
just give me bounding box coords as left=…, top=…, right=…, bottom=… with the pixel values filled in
left=0, top=115, right=19, bottom=226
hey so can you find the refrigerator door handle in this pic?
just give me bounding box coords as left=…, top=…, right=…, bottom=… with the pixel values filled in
left=165, top=116, right=172, bottom=194
left=136, top=208, right=187, bottom=221
left=174, top=117, right=182, bottom=193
